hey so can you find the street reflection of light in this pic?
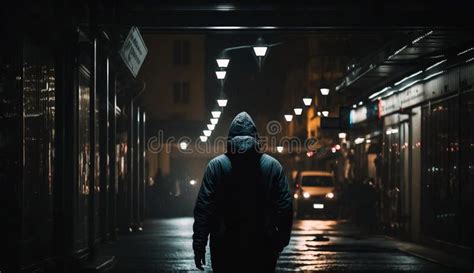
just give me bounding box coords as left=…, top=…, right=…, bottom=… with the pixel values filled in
left=203, top=130, right=212, bottom=137
left=210, top=118, right=218, bottom=125
left=321, top=111, right=329, bottom=117
left=207, top=124, right=215, bottom=130
left=277, top=146, right=284, bottom=153
left=200, top=136, right=208, bottom=142
left=303, top=192, right=310, bottom=199
left=338, top=132, right=346, bottom=139
left=211, top=111, right=221, bottom=118
left=217, top=99, right=228, bottom=107
left=189, top=180, right=196, bottom=186
left=303, top=97, right=312, bottom=106
left=216, top=58, right=230, bottom=68
left=294, top=108, right=303, bottom=115
left=179, top=142, right=188, bottom=150
left=284, top=114, right=293, bottom=122
left=215, top=71, right=226, bottom=80
left=253, top=46, right=268, bottom=57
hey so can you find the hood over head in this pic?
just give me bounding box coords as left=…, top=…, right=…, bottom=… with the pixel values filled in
left=227, top=112, right=260, bottom=155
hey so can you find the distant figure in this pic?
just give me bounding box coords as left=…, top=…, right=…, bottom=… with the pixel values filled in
left=192, top=112, right=293, bottom=273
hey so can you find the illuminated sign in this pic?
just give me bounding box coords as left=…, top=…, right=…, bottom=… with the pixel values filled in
left=119, top=27, right=148, bottom=78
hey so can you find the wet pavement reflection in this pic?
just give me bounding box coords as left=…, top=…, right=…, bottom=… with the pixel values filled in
left=103, top=218, right=456, bottom=272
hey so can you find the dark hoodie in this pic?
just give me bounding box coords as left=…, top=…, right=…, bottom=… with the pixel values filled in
left=193, top=112, right=293, bottom=273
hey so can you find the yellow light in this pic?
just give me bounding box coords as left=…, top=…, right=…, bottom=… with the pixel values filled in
left=326, top=192, right=334, bottom=199
left=303, top=192, right=310, bottom=199
left=293, top=193, right=299, bottom=199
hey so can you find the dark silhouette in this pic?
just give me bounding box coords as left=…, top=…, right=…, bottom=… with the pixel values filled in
left=192, top=112, right=293, bottom=273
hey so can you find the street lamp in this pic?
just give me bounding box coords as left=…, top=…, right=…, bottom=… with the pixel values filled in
left=211, top=111, right=221, bottom=118
left=321, top=111, right=329, bottom=117
left=284, top=114, right=293, bottom=122
left=216, top=58, right=230, bottom=68
left=210, top=118, right=218, bottom=125
left=303, top=97, right=313, bottom=106
left=200, top=136, right=208, bottom=142
left=293, top=108, right=303, bottom=115
left=252, top=37, right=268, bottom=71
left=276, top=146, right=284, bottom=153
left=215, top=71, right=226, bottom=80
left=179, top=141, right=188, bottom=150
left=320, top=88, right=330, bottom=96
left=207, top=124, right=215, bottom=130
left=338, top=132, right=347, bottom=139
left=217, top=99, right=228, bottom=107
left=203, top=130, right=212, bottom=137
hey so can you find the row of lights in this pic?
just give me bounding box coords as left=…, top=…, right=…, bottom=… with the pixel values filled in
left=282, top=87, right=331, bottom=123
left=201, top=39, right=271, bottom=143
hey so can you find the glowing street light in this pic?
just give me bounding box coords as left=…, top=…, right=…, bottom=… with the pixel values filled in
left=179, top=141, right=188, bottom=150
left=294, top=108, right=303, bottom=115
left=210, top=118, right=218, bottom=125
left=217, top=99, right=228, bottom=107
left=320, top=88, right=330, bottom=96
left=215, top=71, right=226, bottom=80
left=216, top=58, right=230, bottom=68
left=338, top=132, right=347, bottom=139
left=284, top=114, right=293, bottom=122
left=321, top=111, right=329, bottom=117
left=207, top=124, right=215, bottom=130
left=211, top=111, right=221, bottom=118
left=189, top=179, right=197, bottom=186
left=253, top=46, right=268, bottom=57
left=203, top=130, right=212, bottom=137
left=303, top=97, right=312, bottom=106
left=200, top=136, right=208, bottom=142
left=276, top=146, right=284, bottom=153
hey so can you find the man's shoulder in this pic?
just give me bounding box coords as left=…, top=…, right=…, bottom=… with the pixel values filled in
left=260, top=153, right=283, bottom=169
left=208, top=154, right=230, bottom=166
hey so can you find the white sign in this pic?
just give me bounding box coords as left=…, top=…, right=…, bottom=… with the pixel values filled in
left=119, top=27, right=148, bottom=78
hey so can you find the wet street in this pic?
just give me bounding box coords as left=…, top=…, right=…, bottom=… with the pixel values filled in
left=102, top=218, right=460, bottom=272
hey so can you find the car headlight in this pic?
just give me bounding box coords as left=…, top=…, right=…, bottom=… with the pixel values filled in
left=303, top=192, right=310, bottom=199
left=325, top=192, right=334, bottom=199
left=293, top=193, right=299, bottom=199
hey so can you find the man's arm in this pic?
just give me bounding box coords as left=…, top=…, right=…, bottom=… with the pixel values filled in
left=274, top=165, right=293, bottom=252
left=192, top=162, right=217, bottom=269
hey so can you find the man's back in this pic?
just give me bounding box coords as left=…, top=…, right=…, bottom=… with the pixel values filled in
left=192, top=112, right=293, bottom=273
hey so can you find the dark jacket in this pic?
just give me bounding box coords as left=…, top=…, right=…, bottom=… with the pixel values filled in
left=192, top=112, right=293, bottom=272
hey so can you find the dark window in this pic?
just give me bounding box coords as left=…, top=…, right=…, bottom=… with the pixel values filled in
left=173, top=40, right=191, bottom=66
left=301, top=176, right=334, bottom=187
left=173, top=81, right=190, bottom=104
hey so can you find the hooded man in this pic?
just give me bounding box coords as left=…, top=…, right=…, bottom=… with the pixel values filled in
left=193, top=112, right=293, bottom=273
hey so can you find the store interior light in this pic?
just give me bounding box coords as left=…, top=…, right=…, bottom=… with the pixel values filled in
left=215, top=71, right=226, bottom=80
left=354, top=137, right=365, bottom=144
left=210, top=118, right=218, bottom=125
left=322, top=111, right=329, bottom=117
left=207, top=124, right=215, bottom=130
left=211, top=111, right=221, bottom=118
left=320, top=88, right=330, bottom=96
left=216, top=58, right=230, bottom=68
left=294, top=108, right=303, bottom=115
left=284, top=114, right=293, bottom=122
left=203, top=130, right=212, bottom=137
left=217, top=99, right=228, bottom=107
left=303, top=97, right=313, bottom=106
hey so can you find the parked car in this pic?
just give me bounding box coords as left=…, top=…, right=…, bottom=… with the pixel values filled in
left=293, top=171, right=338, bottom=218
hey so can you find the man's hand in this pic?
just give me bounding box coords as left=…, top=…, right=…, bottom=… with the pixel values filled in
left=194, top=251, right=206, bottom=271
